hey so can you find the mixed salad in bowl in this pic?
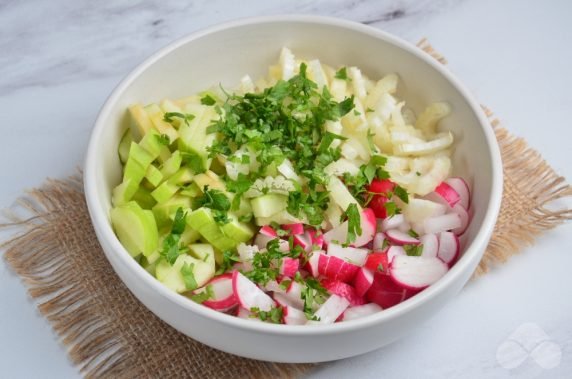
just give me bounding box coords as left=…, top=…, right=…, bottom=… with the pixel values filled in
left=110, top=48, right=471, bottom=325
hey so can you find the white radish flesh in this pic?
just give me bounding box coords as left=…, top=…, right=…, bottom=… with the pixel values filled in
left=437, top=232, right=460, bottom=266
left=373, top=232, right=386, bottom=251
left=323, top=208, right=376, bottom=247
left=311, top=294, right=350, bottom=324
left=380, top=214, right=406, bottom=231
left=451, top=204, right=470, bottom=235
left=390, top=255, right=448, bottom=290
left=342, top=303, right=383, bottom=321
left=385, top=229, right=420, bottom=245
left=419, top=233, right=439, bottom=258
left=327, top=243, right=368, bottom=266
left=387, top=245, right=406, bottom=262
left=353, top=268, right=374, bottom=297
left=423, top=213, right=462, bottom=234
left=445, top=177, right=471, bottom=210
left=432, top=181, right=461, bottom=208
left=232, top=271, right=275, bottom=312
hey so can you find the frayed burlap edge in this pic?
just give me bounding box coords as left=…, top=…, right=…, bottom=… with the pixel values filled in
left=1, top=40, right=570, bottom=378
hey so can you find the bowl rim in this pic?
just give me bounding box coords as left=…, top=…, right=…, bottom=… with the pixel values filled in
left=84, top=14, right=503, bottom=336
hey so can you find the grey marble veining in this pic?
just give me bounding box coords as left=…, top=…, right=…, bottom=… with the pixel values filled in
left=0, top=0, right=462, bottom=95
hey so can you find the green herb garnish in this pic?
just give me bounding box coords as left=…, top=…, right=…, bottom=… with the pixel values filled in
left=163, top=112, right=195, bottom=126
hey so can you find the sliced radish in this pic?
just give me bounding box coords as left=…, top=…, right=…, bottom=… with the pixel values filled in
left=232, top=271, right=275, bottom=312
left=321, top=279, right=365, bottom=306
left=445, top=177, right=470, bottom=210
left=366, top=272, right=412, bottom=309
left=353, top=267, right=374, bottom=297
left=279, top=257, right=300, bottom=277
left=385, top=229, right=420, bottom=245
left=283, top=280, right=305, bottom=309
left=283, top=305, right=307, bottom=325
left=437, top=231, right=460, bottom=267
left=389, top=255, right=448, bottom=290
left=387, top=245, right=406, bottom=262
left=197, top=274, right=238, bottom=311
left=451, top=204, right=469, bottom=235
left=259, top=225, right=277, bottom=237
left=403, top=198, right=447, bottom=224
left=433, top=181, right=461, bottom=208
left=282, top=223, right=304, bottom=235
left=306, top=250, right=323, bottom=277
left=327, top=243, right=368, bottom=266
left=364, top=252, right=389, bottom=272
left=419, top=233, right=439, bottom=258
left=319, top=254, right=360, bottom=283
left=311, top=294, right=350, bottom=324
left=307, top=229, right=325, bottom=249
left=380, top=214, right=406, bottom=231
left=373, top=232, right=386, bottom=250
left=323, top=208, right=376, bottom=247
left=254, top=225, right=278, bottom=249
left=261, top=279, right=286, bottom=293
left=293, top=231, right=313, bottom=252
left=341, top=303, right=383, bottom=321
left=423, top=213, right=462, bottom=234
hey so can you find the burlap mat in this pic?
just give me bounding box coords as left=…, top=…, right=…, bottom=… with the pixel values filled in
left=2, top=40, right=571, bottom=379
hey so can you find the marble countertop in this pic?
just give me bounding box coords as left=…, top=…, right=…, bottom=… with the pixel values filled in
left=1, top=0, right=571, bottom=377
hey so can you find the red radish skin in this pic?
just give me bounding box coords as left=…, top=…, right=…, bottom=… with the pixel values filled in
left=341, top=303, right=383, bottom=321
left=307, top=229, right=325, bottom=249
left=306, top=251, right=323, bottom=277
left=280, top=257, right=300, bottom=277
left=353, top=268, right=374, bottom=297
left=451, top=204, right=470, bottom=235
left=437, top=232, right=460, bottom=266
left=323, top=208, right=376, bottom=247
left=232, top=271, right=275, bottom=312
left=319, top=254, right=360, bottom=283
left=419, top=233, right=439, bottom=258
left=312, top=294, right=350, bottom=324
left=197, top=274, right=238, bottom=311
left=368, top=179, right=396, bottom=195
left=445, top=177, right=471, bottom=210
left=389, top=255, right=449, bottom=290
left=327, top=243, right=368, bottom=266
left=366, top=272, right=415, bottom=309
left=282, top=305, right=307, bottom=325
left=365, top=252, right=389, bottom=272
left=321, top=279, right=366, bottom=306
left=433, top=181, right=461, bottom=208
left=367, top=179, right=396, bottom=219
left=387, top=245, right=406, bottom=263
left=385, top=229, right=420, bottom=245
left=423, top=213, right=462, bottom=234
left=282, top=223, right=304, bottom=235
left=293, top=231, right=313, bottom=252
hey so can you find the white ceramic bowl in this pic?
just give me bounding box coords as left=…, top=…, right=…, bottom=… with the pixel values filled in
left=84, top=15, right=502, bottom=363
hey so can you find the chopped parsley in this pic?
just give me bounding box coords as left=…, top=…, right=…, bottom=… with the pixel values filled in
left=250, top=306, right=283, bottom=324
left=163, top=112, right=195, bottom=126
left=159, top=207, right=188, bottom=265
left=215, top=250, right=241, bottom=275
left=180, top=262, right=198, bottom=290
left=334, top=67, right=349, bottom=80
left=189, top=284, right=215, bottom=304
left=404, top=244, right=424, bottom=257
left=200, top=94, right=217, bottom=106
left=343, top=203, right=362, bottom=245
left=155, top=134, right=170, bottom=146
left=193, top=186, right=232, bottom=225
left=301, top=277, right=328, bottom=319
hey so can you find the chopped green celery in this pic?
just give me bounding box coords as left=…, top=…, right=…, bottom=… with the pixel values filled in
left=188, top=243, right=215, bottom=270
left=128, top=104, right=154, bottom=140
left=221, top=217, right=255, bottom=243
left=112, top=179, right=139, bottom=206
left=186, top=208, right=237, bottom=251
left=145, top=164, right=163, bottom=187
left=181, top=182, right=201, bottom=199
left=132, top=186, right=157, bottom=209
left=118, top=128, right=133, bottom=164
left=168, top=167, right=194, bottom=186
left=145, top=103, right=179, bottom=142
left=180, top=228, right=201, bottom=245
left=193, top=171, right=226, bottom=192
left=152, top=195, right=192, bottom=229
left=160, top=150, right=182, bottom=179
left=155, top=254, right=214, bottom=293
left=178, top=105, right=217, bottom=172
left=250, top=194, right=288, bottom=218
left=138, top=129, right=164, bottom=159
left=151, top=181, right=179, bottom=204
left=110, top=201, right=159, bottom=257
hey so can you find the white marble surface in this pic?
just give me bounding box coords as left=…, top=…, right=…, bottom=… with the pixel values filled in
left=1, top=0, right=571, bottom=377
